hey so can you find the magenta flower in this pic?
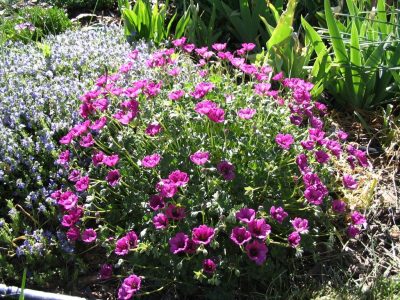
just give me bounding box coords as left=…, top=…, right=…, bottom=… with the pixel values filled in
left=118, top=274, right=141, bottom=300
left=57, top=150, right=70, bottom=166
left=290, top=218, right=309, bottom=234
left=148, top=195, right=165, bottom=211
left=296, top=154, right=310, bottom=174
left=113, top=111, right=136, bottom=125
left=93, top=98, right=108, bottom=111
left=68, top=169, right=81, bottom=182
left=57, top=191, right=78, bottom=211
left=241, top=43, right=256, bottom=51
left=240, top=63, right=258, bottom=74
left=81, top=228, right=97, bottom=243
left=103, top=154, right=119, bottom=167
left=61, top=214, right=78, bottom=227
left=347, top=225, right=360, bottom=238
left=212, top=43, right=227, bottom=51
left=217, top=160, right=235, bottom=181
left=126, top=231, right=138, bottom=248
left=248, top=219, right=271, bottom=240
left=185, top=239, right=199, bottom=254
left=153, top=213, right=169, bottom=230
left=165, top=203, right=186, bottom=220
left=354, top=149, right=369, bottom=168
left=236, top=207, right=256, bottom=223
left=337, top=130, right=348, bottom=140
left=203, top=259, right=217, bottom=274
left=314, top=150, right=330, bottom=164
left=92, top=151, right=105, bottom=166
left=301, top=140, right=315, bottom=150
left=195, top=100, right=217, bottom=115
left=145, top=122, right=162, bottom=136
left=183, top=43, right=195, bottom=53
left=332, top=199, right=346, bottom=213
left=106, top=170, right=121, bottom=187
left=90, top=116, right=107, bottom=131
left=270, top=206, right=288, bottom=224
left=99, top=264, right=113, bottom=280
left=190, top=151, right=210, bottom=165
left=191, top=82, right=215, bottom=99
left=115, top=237, right=130, bottom=256
left=310, top=116, right=324, bottom=129
left=168, top=170, right=189, bottom=187
left=326, top=140, right=342, bottom=157
left=207, top=107, right=225, bottom=123
left=272, top=71, right=284, bottom=81
left=66, top=227, right=80, bottom=241
left=79, top=133, right=95, bottom=148
left=156, top=179, right=178, bottom=198
left=237, top=108, right=256, bottom=120
left=351, top=211, right=366, bottom=225
left=254, top=83, right=271, bottom=96
left=343, top=174, right=358, bottom=190
left=288, top=231, right=301, bottom=248
left=141, top=153, right=161, bottom=168
left=192, top=225, right=215, bottom=245
left=304, top=185, right=326, bottom=205
left=168, top=90, right=185, bottom=100
left=275, top=133, right=294, bottom=150
left=230, top=227, right=252, bottom=246
left=168, top=67, right=181, bottom=77
left=115, top=231, right=138, bottom=256
left=75, top=176, right=89, bottom=192
left=172, top=36, right=186, bottom=47
left=169, top=232, right=189, bottom=254
left=245, top=240, right=268, bottom=265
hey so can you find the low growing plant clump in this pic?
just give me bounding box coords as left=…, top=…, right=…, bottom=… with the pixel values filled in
left=55, top=38, right=373, bottom=298
left=0, top=26, right=151, bottom=285
left=0, top=6, right=74, bottom=43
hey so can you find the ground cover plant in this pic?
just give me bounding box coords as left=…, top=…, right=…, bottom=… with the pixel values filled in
left=0, top=26, right=145, bottom=285
left=54, top=37, right=374, bottom=298
left=0, top=6, right=74, bottom=43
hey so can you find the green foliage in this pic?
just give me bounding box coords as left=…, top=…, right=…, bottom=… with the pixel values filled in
left=216, top=0, right=276, bottom=49
left=182, top=0, right=222, bottom=47
left=44, top=0, right=117, bottom=12
left=0, top=6, right=74, bottom=44
left=118, top=0, right=188, bottom=45
left=257, top=0, right=312, bottom=78
left=302, top=0, right=400, bottom=110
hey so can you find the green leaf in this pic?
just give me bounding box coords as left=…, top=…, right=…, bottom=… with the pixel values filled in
left=350, top=21, right=362, bottom=102
left=377, top=0, right=388, bottom=36
left=175, top=11, right=190, bottom=38
left=266, top=0, right=297, bottom=50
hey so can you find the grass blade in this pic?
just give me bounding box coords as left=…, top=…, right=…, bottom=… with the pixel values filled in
left=19, top=268, right=27, bottom=300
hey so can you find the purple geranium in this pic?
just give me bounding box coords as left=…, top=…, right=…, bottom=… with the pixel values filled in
left=217, top=160, right=235, bottom=180
left=245, top=240, right=268, bottom=265
left=288, top=231, right=301, bottom=248
left=81, top=228, right=97, bottom=243
left=235, top=207, right=256, bottom=223
left=192, top=225, right=215, bottom=245
left=270, top=206, right=288, bottom=224
left=190, top=151, right=209, bottom=165
left=290, top=218, right=309, bottom=234
left=141, top=153, right=161, bottom=168
left=118, top=274, right=141, bottom=300
left=248, top=219, right=271, bottom=240
left=230, top=227, right=252, bottom=246
left=169, top=232, right=189, bottom=254
left=275, top=133, right=294, bottom=150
